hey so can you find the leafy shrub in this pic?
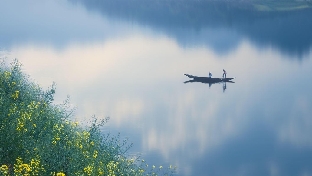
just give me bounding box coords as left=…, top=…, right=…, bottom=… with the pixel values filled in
left=0, top=59, right=175, bottom=176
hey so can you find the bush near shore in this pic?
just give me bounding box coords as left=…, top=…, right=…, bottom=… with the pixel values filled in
left=0, top=60, right=175, bottom=176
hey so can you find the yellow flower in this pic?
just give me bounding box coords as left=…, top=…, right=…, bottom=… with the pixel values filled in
left=83, top=131, right=90, bottom=139
left=0, top=165, right=9, bottom=174
left=22, top=164, right=31, bottom=172
left=4, top=71, right=11, bottom=78
left=14, top=159, right=32, bottom=174
left=93, top=150, right=98, bottom=158
left=56, top=172, right=66, bottom=176
left=0, top=165, right=8, bottom=170
left=83, top=165, right=93, bottom=175
left=12, top=90, right=19, bottom=100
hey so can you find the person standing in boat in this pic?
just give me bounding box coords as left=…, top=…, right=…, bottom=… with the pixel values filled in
left=222, top=69, right=227, bottom=78
left=209, top=72, right=212, bottom=78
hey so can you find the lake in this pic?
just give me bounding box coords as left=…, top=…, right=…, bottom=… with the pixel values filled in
left=1, top=0, right=312, bottom=175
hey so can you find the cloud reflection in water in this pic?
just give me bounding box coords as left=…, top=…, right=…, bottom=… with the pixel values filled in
left=7, top=32, right=312, bottom=175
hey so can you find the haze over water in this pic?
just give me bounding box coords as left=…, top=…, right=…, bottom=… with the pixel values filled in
left=1, top=0, right=312, bottom=175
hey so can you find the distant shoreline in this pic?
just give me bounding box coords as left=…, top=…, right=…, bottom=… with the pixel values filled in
left=250, top=0, right=312, bottom=11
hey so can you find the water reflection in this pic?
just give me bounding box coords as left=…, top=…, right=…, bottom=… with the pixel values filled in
left=0, top=0, right=146, bottom=49
left=2, top=0, right=312, bottom=175
left=70, top=0, right=312, bottom=59
left=9, top=37, right=312, bottom=175
left=2, top=0, right=311, bottom=59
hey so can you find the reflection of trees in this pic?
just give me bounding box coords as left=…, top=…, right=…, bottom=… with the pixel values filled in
left=70, top=0, right=312, bottom=59
left=70, top=0, right=258, bottom=29
left=238, top=9, right=312, bottom=60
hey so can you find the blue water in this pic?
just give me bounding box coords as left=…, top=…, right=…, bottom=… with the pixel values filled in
left=1, top=0, right=312, bottom=175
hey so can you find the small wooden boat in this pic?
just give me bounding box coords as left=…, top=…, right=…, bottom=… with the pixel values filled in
left=184, top=74, right=235, bottom=84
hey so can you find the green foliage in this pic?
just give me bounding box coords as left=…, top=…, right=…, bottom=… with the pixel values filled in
left=0, top=59, right=176, bottom=176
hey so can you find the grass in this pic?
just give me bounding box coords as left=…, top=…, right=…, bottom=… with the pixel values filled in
left=0, top=59, right=175, bottom=176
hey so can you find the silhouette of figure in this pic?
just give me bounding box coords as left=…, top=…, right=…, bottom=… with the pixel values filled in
left=222, top=69, right=227, bottom=78
left=209, top=72, right=212, bottom=78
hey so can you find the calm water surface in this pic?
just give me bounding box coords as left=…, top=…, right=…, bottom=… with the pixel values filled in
left=1, top=0, right=312, bottom=175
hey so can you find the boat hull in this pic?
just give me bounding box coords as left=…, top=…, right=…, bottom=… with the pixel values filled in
left=184, top=74, right=234, bottom=83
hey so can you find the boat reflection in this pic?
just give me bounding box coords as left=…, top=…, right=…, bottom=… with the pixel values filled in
left=184, top=74, right=235, bottom=92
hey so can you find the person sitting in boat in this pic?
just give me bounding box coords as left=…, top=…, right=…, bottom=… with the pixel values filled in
left=209, top=72, right=212, bottom=78
left=222, top=69, right=227, bottom=78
